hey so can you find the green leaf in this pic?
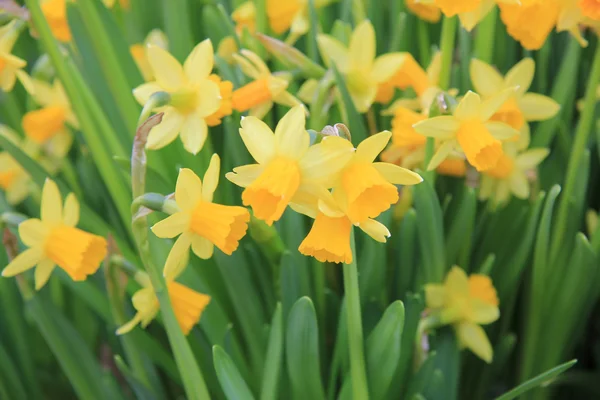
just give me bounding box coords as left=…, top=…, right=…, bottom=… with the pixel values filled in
left=114, top=356, right=158, bottom=400
left=0, top=342, right=27, bottom=400
left=331, top=64, right=368, bottom=144
left=495, top=360, right=577, bottom=400
left=260, top=304, right=283, bottom=400
left=213, top=346, right=256, bottom=400
left=286, top=297, right=326, bottom=400
left=444, top=187, right=476, bottom=267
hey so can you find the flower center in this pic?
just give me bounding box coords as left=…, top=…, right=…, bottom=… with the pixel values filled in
left=468, top=275, right=499, bottom=306
left=491, top=97, right=525, bottom=132
left=485, top=153, right=514, bottom=179
left=189, top=201, right=250, bottom=254
left=44, top=225, right=107, bottom=281
left=299, top=212, right=353, bottom=264
left=22, top=106, right=68, bottom=144
left=170, top=88, right=200, bottom=114
left=456, top=119, right=503, bottom=171
left=231, top=78, right=273, bottom=113
left=242, top=156, right=301, bottom=225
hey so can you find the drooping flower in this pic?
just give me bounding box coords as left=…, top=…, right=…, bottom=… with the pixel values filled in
left=470, top=58, right=560, bottom=137
left=405, top=0, right=442, bottom=23
left=0, top=20, right=32, bottom=92
left=2, top=179, right=107, bottom=290
left=330, top=131, right=423, bottom=223
left=499, top=0, right=560, bottom=50
left=41, top=0, right=71, bottom=42
left=231, top=49, right=302, bottom=119
left=130, top=29, right=169, bottom=82
left=424, top=266, right=500, bottom=363
left=413, top=90, right=519, bottom=171
left=116, top=273, right=211, bottom=336
left=132, top=40, right=223, bottom=154
left=152, top=154, right=250, bottom=280
left=317, top=20, right=407, bottom=112
left=226, top=105, right=355, bottom=226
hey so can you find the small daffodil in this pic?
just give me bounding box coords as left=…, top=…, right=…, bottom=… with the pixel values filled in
left=130, top=29, right=169, bottom=82
left=499, top=0, right=560, bottom=50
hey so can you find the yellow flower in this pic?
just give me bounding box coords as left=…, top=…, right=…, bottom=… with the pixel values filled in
left=41, top=0, right=71, bottom=42
left=231, top=49, right=302, bottom=119
left=470, top=58, right=561, bottom=136
left=432, top=0, right=483, bottom=17
left=0, top=20, right=32, bottom=92
left=2, top=179, right=107, bottom=290
left=413, top=90, right=519, bottom=171
left=330, top=131, right=423, bottom=223
left=232, top=1, right=257, bottom=34
left=226, top=105, right=355, bottom=226
left=217, top=36, right=239, bottom=64
left=405, top=0, right=442, bottom=22
left=556, top=0, right=600, bottom=46
left=425, top=266, right=500, bottom=363
left=117, top=274, right=211, bottom=336
left=457, top=0, right=520, bottom=32
left=152, top=154, right=250, bottom=280
left=317, top=20, right=407, bottom=112
left=206, top=74, right=233, bottom=127
left=130, top=29, right=169, bottom=82
left=133, top=40, right=222, bottom=154
left=0, top=126, right=33, bottom=204
left=480, top=126, right=549, bottom=205
left=499, top=0, right=560, bottom=50
left=376, top=54, right=431, bottom=104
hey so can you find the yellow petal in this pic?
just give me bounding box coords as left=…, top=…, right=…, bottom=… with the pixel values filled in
left=455, top=91, right=482, bottom=120
left=370, top=53, right=407, bottom=83
left=355, top=131, right=392, bottom=163
left=2, top=247, right=43, bottom=277
left=479, top=88, right=516, bottom=121
left=425, top=284, right=446, bottom=309
left=317, top=34, right=349, bottom=71
left=373, top=162, right=423, bottom=185
left=63, top=193, right=80, bottom=227
left=445, top=266, right=469, bottom=295
left=509, top=172, right=529, bottom=199
left=163, top=233, right=192, bottom=280
left=202, top=154, right=220, bottom=202
left=357, top=218, right=391, bottom=243
left=240, top=116, right=276, bottom=164
left=249, top=101, right=274, bottom=119
left=427, top=140, right=454, bottom=170
left=146, top=109, right=184, bottom=150
left=184, top=39, right=214, bottom=84
left=413, top=116, right=460, bottom=138
left=299, top=136, right=355, bottom=186
left=456, top=322, right=493, bottom=363
left=151, top=212, right=190, bottom=238
left=116, top=313, right=142, bottom=335
left=350, top=85, right=378, bottom=114
left=196, top=79, right=222, bottom=117
left=34, top=259, right=56, bottom=290
left=176, top=168, right=202, bottom=210
left=41, top=178, right=62, bottom=224
left=15, top=70, right=34, bottom=95
left=147, top=45, right=185, bottom=90
left=515, top=148, right=549, bottom=170
left=225, top=164, right=265, bottom=188
left=18, top=219, right=48, bottom=247
left=469, top=59, right=504, bottom=98
left=484, top=121, right=519, bottom=140
left=180, top=115, right=208, bottom=155
left=470, top=299, right=500, bottom=324
left=459, top=1, right=495, bottom=32
left=349, top=20, right=375, bottom=72
left=505, top=58, right=534, bottom=97
left=518, top=93, right=561, bottom=121
left=274, top=105, right=310, bottom=159
left=191, top=235, right=214, bottom=259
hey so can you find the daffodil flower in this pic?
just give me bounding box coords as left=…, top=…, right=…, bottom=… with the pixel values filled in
left=556, top=0, right=600, bottom=47
left=231, top=49, right=302, bottom=119
left=413, top=89, right=520, bottom=171
left=117, top=272, right=211, bottom=336
left=405, top=0, right=442, bottom=23
left=329, top=131, right=423, bottom=223
left=133, top=40, right=222, bottom=154
left=130, top=29, right=169, bottom=82
left=424, top=266, right=500, bottom=363
left=226, top=105, right=355, bottom=226
left=457, top=0, right=520, bottom=32
left=0, top=125, right=34, bottom=205
left=152, top=154, right=250, bottom=280
left=480, top=125, right=549, bottom=205
left=499, top=0, right=560, bottom=50
left=0, top=20, right=33, bottom=92
left=470, top=58, right=560, bottom=136
left=317, top=20, right=407, bottom=112
left=266, top=0, right=334, bottom=39
left=41, top=0, right=71, bottom=42
left=2, top=179, right=107, bottom=290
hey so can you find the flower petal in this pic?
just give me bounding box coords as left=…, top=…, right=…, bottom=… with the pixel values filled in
left=358, top=218, right=391, bottom=243
left=163, top=233, right=192, bottom=280
left=455, top=91, right=482, bottom=120
left=34, top=259, right=56, bottom=290
left=317, top=34, right=349, bottom=71
left=350, top=85, right=378, bottom=114
left=63, top=193, right=80, bottom=227
left=191, top=236, right=214, bottom=259
left=484, top=121, right=520, bottom=140
left=133, top=82, right=163, bottom=105
left=2, top=247, right=43, bottom=277
left=225, top=164, right=265, bottom=188
left=349, top=20, right=375, bottom=72
left=175, top=168, right=202, bottom=210
left=470, top=59, right=504, bottom=97
left=19, top=219, right=48, bottom=247
left=470, top=299, right=500, bottom=324
left=505, top=58, right=534, bottom=97
left=427, top=140, right=454, bottom=170
left=240, top=116, right=276, bottom=164
left=202, top=154, right=220, bottom=202
left=195, top=79, right=222, bottom=117
left=515, top=148, right=549, bottom=170
left=41, top=178, right=62, bottom=224
left=413, top=116, right=460, bottom=139
left=184, top=39, right=214, bottom=84
left=299, top=136, right=355, bottom=186
left=180, top=115, right=208, bottom=155
left=445, top=266, right=469, bottom=296
left=370, top=53, right=407, bottom=83
left=373, top=162, right=423, bottom=185
left=355, top=131, right=392, bottom=163
left=151, top=212, right=190, bottom=238
left=518, top=93, right=561, bottom=121
left=274, top=105, right=310, bottom=159
left=147, top=45, right=185, bottom=90
left=425, top=284, right=446, bottom=309
left=146, top=109, right=184, bottom=150
left=479, top=87, right=516, bottom=121
left=456, top=322, right=493, bottom=363
left=509, top=172, right=530, bottom=199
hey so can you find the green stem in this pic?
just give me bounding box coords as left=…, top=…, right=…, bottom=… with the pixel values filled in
left=344, top=228, right=369, bottom=400
left=423, top=138, right=435, bottom=182
left=473, top=7, right=497, bottom=63
left=550, top=44, right=600, bottom=261
left=439, top=16, right=457, bottom=90
left=417, top=20, right=431, bottom=67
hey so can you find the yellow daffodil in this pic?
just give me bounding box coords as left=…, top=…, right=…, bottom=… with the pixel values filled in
left=0, top=20, right=32, bottom=92
left=413, top=89, right=520, bottom=171
left=152, top=154, right=250, bottom=280
left=22, top=78, right=78, bottom=158
left=329, top=131, right=423, bottom=223
left=2, top=179, right=107, bottom=290
left=226, top=105, right=355, bottom=226
left=133, top=40, right=222, bottom=154
left=480, top=126, right=549, bottom=205
left=117, top=272, right=211, bottom=336
left=232, top=1, right=257, bottom=34
left=41, top=0, right=71, bottom=42
left=499, top=0, right=560, bottom=50
left=317, top=20, right=407, bottom=112
left=231, top=49, right=302, bottom=119
left=424, top=266, right=500, bottom=363
left=405, top=0, right=442, bottom=22
left=375, top=53, right=430, bottom=104
left=130, top=29, right=169, bottom=82
left=556, top=0, right=600, bottom=46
